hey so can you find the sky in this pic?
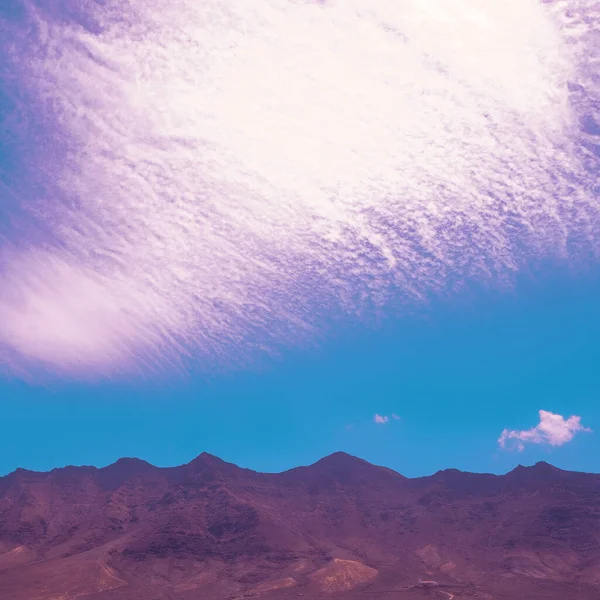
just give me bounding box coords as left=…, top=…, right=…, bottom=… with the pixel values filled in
left=0, top=0, right=599, bottom=478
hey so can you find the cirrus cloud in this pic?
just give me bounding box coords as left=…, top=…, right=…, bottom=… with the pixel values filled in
left=498, top=409, right=592, bottom=452
left=0, top=0, right=598, bottom=378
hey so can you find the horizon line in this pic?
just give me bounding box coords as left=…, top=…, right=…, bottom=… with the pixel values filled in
left=2, top=450, right=598, bottom=480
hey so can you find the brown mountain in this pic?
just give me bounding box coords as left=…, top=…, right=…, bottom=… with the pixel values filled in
left=1, top=452, right=599, bottom=600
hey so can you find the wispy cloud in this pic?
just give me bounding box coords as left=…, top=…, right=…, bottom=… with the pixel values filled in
left=374, top=414, right=389, bottom=425
left=0, top=0, right=598, bottom=378
left=391, top=414, right=401, bottom=421
left=498, top=409, right=592, bottom=452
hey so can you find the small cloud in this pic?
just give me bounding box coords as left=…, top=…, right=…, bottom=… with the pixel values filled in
left=498, top=410, right=592, bottom=452
left=345, top=424, right=354, bottom=431
left=373, top=413, right=400, bottom=424
left=374, top=414, right=389, bottom=424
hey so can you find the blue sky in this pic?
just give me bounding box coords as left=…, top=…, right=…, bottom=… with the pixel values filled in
left=2, top=267, right=598, bottom=477
left=0, top=2, right=599, bottom=477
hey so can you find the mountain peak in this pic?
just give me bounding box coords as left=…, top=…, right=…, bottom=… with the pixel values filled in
left=280, top=451, right=406, bottom=486
left=312, top=451, right=369, bottom=468
left=534, top=460, right=559, bottom=470
left=105, top=457, right=153, bottom=470
left=186, top=451, right=228, bottom=467
left=507, top=461, right=566, bottom=482
left=96, top=457, right=155, bottom=489
left=511, top=461, right=560, bottom=472
left=181, top=452, right=244, bottom=481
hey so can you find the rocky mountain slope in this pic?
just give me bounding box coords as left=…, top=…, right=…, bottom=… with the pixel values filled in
left=1, top=452, right=599, bottom=599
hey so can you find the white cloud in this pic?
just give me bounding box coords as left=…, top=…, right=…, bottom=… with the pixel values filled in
left=391, top=413, right=401, bottom=421
left=498, top=409, right=592, bottom=451
left=0, top=0, right=598, bottom=378
left=374, top=414, right=389, bottom=425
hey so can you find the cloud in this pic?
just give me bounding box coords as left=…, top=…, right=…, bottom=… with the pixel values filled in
left=498, top=409, right=592, bottom=451
left=0, top=0, right=598, bottom=378
left=374, top=414, right=389, bottom=425
left=391, top=414, right=401, bottom=421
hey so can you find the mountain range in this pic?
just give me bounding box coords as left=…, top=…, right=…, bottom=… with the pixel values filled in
left=1, top=452, right=599, bottom=600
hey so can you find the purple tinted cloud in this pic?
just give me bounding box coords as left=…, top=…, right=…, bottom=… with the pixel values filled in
left=0, top=0, right=598, bottom=378
left=499, top=409, right=592, bottom=451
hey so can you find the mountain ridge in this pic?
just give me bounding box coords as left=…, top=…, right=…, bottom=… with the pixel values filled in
left=1, top=452, right=599, bottom=600
left=2, top=450, right=597, bottom=480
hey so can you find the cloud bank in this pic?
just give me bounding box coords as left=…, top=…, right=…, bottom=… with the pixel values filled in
left=498, top=409, right=592, bottom=451
left=0, top=0, right=598, bottom=377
